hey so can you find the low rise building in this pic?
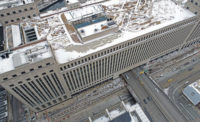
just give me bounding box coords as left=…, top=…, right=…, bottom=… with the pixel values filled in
left=183, top=79, right=200, bottom=105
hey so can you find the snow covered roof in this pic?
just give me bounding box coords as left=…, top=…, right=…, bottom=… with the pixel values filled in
left=11, top=25, right=22, bottom=48
left=53, top=0, right=195, bottom=64
left=0, top=0, right=34, bottom=10
left=183, top=80, right=200, bottom=105
left=0, top=41, right=52, bottom=74
left=1, top=0, right=195, bottom=68
left=64, top=5, right=104, bottom=21
left=93, top=103, right=150, bottom=122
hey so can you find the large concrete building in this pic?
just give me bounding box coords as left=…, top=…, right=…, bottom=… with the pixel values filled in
left=0, top=0, right=200, bottom=114
left=185, top=0, right=200, bottom=15
left=0, top=0, right=39, bottom=25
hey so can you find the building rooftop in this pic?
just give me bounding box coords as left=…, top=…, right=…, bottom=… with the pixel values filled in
left=183, top=79, right=200, bottom=105
left=0, top=0, right=195, bottom=74
left=0, top=0, right=34, bottom=10
left=0, top=41, right=52, bottom=74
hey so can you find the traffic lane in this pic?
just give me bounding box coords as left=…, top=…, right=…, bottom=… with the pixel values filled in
left=133, top=68, right=187, bottom=122
left=123, top=72, right=168, bottom=122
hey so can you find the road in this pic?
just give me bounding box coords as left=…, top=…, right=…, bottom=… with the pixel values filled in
left=167, top=61, right=200, bottom=121
left=132, top=67, right=188, bottom=122
left=122, top=71, right=168, bottom=122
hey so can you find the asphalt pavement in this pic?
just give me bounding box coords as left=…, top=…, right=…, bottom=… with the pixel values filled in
left=132, top=67, right=188, bottom=122
left=167, top=62, right=200, bottom=121
left=123, top=71, right=168, bottom=122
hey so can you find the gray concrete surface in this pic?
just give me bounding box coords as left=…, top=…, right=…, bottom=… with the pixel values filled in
left=122, top=71, right=168, bottom=122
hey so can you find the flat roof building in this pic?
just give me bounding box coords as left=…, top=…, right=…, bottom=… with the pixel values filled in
left=183, top=80, right=200, bottom=105
left=0, top=0, right=200, bottom=113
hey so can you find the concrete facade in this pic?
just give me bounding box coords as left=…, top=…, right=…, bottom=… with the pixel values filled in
left=185, top=0, right=200, bottom=15
left=0, top=15, right=200, bottom=113
left=0, top=2, right=39, bottom=25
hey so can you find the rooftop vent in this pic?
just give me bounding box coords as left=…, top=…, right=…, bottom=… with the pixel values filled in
left=24, top=27, right=37, bottom=42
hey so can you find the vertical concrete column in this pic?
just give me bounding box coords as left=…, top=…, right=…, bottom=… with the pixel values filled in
left=121, top=101, right=128, bottom=112
left=88, top=116, right=92, bottom=122
left=105, top=108, right=112, bottom=120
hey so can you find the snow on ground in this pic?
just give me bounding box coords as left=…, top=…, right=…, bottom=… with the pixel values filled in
left=163, top=87, right=169, bottom=95
left=93, top=115, right=110, bottom=122
left=109, top=108, right=126, bottom=119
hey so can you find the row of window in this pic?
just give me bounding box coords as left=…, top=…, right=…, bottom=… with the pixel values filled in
left=4, top=14, right=36, bottom=24
left=186, top=7, right=198, bottom=15
left=3, top=62, right=51, bottom=81
left=187, top=22, right=200, bottom=41
left=0, top=7, right=34, bottom=17
left=6, top=22, right=199, bottom=111
left=10, top=71, right=68, bottom=111
left=60, top=17, right=197, bottom=71
left=61, top=23, right=195, bottom=95
left=190, top=0, right=199, bottom=6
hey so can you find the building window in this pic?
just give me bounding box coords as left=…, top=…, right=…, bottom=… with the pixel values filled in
left=195, top=12, right=198, bottom=14
left=22, top=17, right=25, bottom=19
left=13, top=11, right=16, bottom=14
left=64, top=95, right=67, bottom=99
left=30, top=68, right=34, bottom=71
left=41, top=105, right=46, bottom=108
left=46, top=63, right=50, bottom=65
left=36, top=107, right=40, bottom=111
left=33, top=14, right=36, bottom=17
left=24, top=8, right=28, bottom=11
left=42, top=73, right=46, bottom=75
left=7, top=13, right=10, bottom=15
left=3, top=77, right=8, bottom=80
left=18, top=81, right=23, bottom=84
left=191, top=0, right=193, bottom=2
left=26, top=78, right=31, bottom=81
left=16, top=18, right=20, bottom=21
left=18, top=10, right=22, bottom=13
left=47, top=102, right=51, bottom=106
left=5, top=21, right=8, bottom=24
left=11, top=20, right=14, bottom=22
left=21, top=71, right=25, bottom=74
left=186, top=7, right=189, bottom=9
left=9, top=84, right=14, bottom=87
left=12, top=74, right=17, bottom=77
left=27, top=15, right=31, bottom=18
left=1, top=14, right=4, bottom=17
left=53, top=100, right=57, bottom=103
left=195, top=2, right=198, bottom=5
